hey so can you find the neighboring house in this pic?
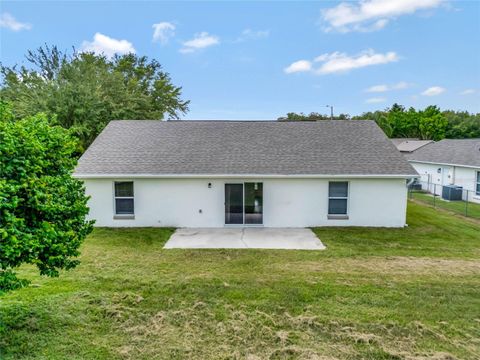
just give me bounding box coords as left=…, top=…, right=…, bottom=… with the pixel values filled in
left=391, top=138, right=434, bottom=153
left=74, top=120, right=417, bottom=228
left=406, top=139, right=480, bottom=203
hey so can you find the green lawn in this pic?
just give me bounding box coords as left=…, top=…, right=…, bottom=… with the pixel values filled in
left=1, top=202, right=479, bottom=359
left=410, top=191, right=480, bottom=219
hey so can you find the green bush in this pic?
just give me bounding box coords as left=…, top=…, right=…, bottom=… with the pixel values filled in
left=0, top=103, right=94, bottom=293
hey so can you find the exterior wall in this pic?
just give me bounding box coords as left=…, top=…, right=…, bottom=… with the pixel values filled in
left=410, top=162, right=453, bottom=196
left=83, top=177, right=409, bottom=228
left=453, top=166, right=480, bottom=203
left=410, top=161, right=480, bottom=203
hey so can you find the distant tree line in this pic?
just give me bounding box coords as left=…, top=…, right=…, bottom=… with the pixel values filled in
left=278, top=104, right=480, bottom=141
left=0, top=45, right=189, bottom=152
left=278, top=112, right=351, bottom=121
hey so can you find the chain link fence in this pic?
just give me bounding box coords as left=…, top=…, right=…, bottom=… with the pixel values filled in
left=408, top=180, right=480, bottom=219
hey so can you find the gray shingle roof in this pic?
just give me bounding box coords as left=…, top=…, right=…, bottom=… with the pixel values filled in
left=75, top=120, right=417, bottom=176
left=407, top=139, right=480, bottom=168
left=390, top=139, right=434, bottom=153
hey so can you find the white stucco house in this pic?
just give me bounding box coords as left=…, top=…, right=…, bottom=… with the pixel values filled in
left=406, top=139, right=480, bottom=203
left=74, top=120, right=418, bottom=228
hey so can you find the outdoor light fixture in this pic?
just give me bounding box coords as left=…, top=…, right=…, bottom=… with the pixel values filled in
left=208, top=183, right=212, bottom=188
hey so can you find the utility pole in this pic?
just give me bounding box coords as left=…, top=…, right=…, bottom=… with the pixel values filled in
left=326, top=105, right=333, bottom=120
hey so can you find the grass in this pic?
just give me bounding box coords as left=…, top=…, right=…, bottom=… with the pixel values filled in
left=1, top=201, right=479, bottom=359
left=410, top=191, right=480, bottom=219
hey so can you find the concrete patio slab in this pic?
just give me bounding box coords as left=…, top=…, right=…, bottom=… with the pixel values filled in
left=164, top=227, right=325, bottom=250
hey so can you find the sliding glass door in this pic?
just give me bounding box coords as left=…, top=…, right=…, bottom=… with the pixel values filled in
left=244, top=183, right=263, bottom=224
left=225, top=184, right=244, bottom=224
left=225, top=183, right=263, bottom=225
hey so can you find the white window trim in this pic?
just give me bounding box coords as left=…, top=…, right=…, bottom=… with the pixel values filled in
left=328, top=181, right=349, bottom=219
left=113, top=181, right=135, bottom=219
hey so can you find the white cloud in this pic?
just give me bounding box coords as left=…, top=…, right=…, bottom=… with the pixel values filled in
left=393, top=81, right=409, bottom=90
left=422, top=86, right=446, bottom=96
left=460, top=89, right=476, bottom=95
left=180, top=32, right=219, bottom=53
left=0, top=12, right=31, bottom=31
left=235, top=28, right=270, bottom=42
left=81, top=33, right=135, bottom=58
left=283, top=60, right=312, bottom=74
left=366, top=84, right=389, bottom=93
left=285, top=50, right=399, bottom=75
left=315, top=50, right=399, bottom=74
left=369, top=18, right=389, bottom=31
left=421, top=86, right=446, bottom=96
left=321, top=0, right=443, bottom=32
left=366, top=97, right=387, bottom=103
left=365, top=81, right=410, bottom=92
left=152, top=22, right=175, bottom=45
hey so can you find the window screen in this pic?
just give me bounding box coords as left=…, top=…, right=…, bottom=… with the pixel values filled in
left=328, top=182, right=348, bottom=215
left=476, top=172, right=480, bottom=196
left=114, top=182, right=134, bottom=215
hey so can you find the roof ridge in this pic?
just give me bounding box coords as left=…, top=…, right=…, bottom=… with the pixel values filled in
left=440, top=138, right=480, bottom=141
left=108, top=119, right=375, bottom=123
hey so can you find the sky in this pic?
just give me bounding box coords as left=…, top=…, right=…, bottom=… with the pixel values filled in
left=1, top=0, right=479, bottom=120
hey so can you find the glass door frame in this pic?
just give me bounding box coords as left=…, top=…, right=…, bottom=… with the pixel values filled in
left=224, top=182, right=263, bottom=226
left=224, top=183, right=244, bottom=225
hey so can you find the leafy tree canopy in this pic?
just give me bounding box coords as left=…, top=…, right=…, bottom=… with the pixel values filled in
left=443, top=110, right=480, bottom=139
left=0, top=103, right=94, bottom=293
left=279, top=104, right=479, bottom=141
left=0, top=45, right=189, bottom=151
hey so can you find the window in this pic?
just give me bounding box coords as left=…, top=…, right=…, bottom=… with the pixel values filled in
left=328, top=182, right=348, bottom=216
left=476, top=171, right=480, bottom=196
left=114, top=181, right=134, bottom=216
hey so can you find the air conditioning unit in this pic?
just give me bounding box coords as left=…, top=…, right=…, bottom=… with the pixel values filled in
left=442, top=185, right=463, bottom=201
left=410, top=180, right=422, bottom=191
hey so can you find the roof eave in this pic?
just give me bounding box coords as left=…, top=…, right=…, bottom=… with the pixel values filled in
left=73, top=173, right=419, bottom=179
left=408, top=160, right=480, bottom=169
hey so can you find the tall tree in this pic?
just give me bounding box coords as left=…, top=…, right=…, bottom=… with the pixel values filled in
left=0, top=103, right=94, bottom=292
left=444, top=110, right=480, bottom=139
left=418, top=105, right=448, bottom=141
left=0, top=45, right=189, bottom=151
left=353, top=104, right=450, bottom=140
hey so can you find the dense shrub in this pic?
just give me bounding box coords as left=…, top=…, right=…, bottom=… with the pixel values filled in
left=0, top=103, right=94, bottom=293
